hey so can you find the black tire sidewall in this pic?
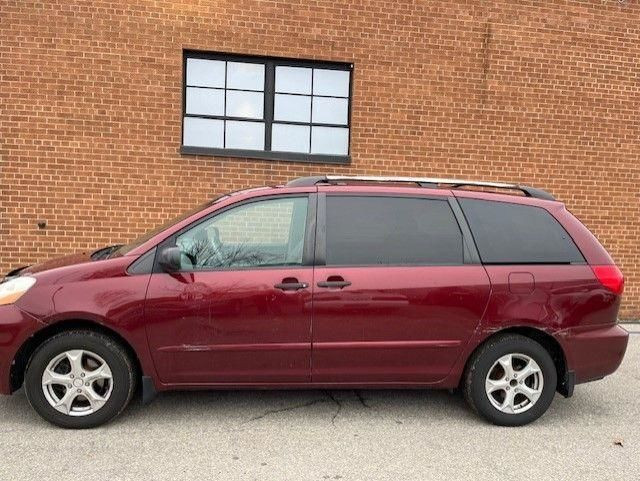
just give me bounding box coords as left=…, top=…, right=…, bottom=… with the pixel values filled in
left=24, top=332, right=133, bottom=429
left=469, top=336, right=557, bottom=426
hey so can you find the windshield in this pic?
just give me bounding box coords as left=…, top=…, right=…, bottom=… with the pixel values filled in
left=113, top=198, right=226, bottom=256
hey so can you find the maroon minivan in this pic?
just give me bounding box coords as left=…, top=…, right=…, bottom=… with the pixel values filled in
left=0, top=175, right=628, bottom=428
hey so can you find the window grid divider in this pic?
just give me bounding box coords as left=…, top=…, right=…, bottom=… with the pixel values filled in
left=308, top=69, right=314, bottom=153
left=186, top=85, right=265, bottom=94
left=222, top=61, right=227, bottom=148
left=264, top=62, right=275, bottom=151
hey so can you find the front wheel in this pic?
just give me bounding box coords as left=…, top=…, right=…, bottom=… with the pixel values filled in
left=24, top=330, right=136, bottom=429
left=463, top=334, right=557, bottom=426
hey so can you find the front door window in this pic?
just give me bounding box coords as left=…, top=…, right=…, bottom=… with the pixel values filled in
left=175, top=196, right=308, bottom=270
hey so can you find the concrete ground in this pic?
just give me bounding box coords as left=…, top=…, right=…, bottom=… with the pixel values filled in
left=1, top=325, right=639, bottom=481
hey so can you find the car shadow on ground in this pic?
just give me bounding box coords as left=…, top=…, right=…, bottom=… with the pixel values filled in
left=120, top=388, right=478, bottom=426
left=116, top=387, right=600, bottom=428
left=0, top=386, right=605, bottom=430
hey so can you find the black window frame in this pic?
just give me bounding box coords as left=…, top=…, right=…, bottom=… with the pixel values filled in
left=180, top=50, right=353, bottom=165
left=315, top=193, right=480, bottom=267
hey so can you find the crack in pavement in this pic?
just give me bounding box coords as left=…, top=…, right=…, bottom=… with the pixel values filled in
left=245, top=390, right=374, bottom=425
left=354, top=390, right=372, bottom=408
left=246, top=398, right=329, bottom=422
left=325, top=391, right=343, bottom=425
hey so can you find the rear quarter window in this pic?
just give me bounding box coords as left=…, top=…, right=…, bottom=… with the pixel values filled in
left=459, top=199, right=585, bottom=264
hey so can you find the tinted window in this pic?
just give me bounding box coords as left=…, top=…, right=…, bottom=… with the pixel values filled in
left=325, top=196, right=463, bottom=266
left=459, top=199, right=584, bottom=264
left=176, top=197, right=308, bottom=269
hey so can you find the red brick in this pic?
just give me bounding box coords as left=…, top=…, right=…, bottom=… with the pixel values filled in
left=0, top=0, right=638, bottom=318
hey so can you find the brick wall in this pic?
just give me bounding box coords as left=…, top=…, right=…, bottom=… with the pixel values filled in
left=1, top=0, right=638, bottom=318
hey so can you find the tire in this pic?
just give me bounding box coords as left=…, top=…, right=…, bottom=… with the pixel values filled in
left=463, top=334, right=557, bottom=426
left=24, top=330, right=136, bottom=429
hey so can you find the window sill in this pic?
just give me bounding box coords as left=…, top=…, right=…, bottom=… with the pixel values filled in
left=180, top=146, right=351, bottom=165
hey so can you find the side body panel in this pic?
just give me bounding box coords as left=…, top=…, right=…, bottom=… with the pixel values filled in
left=312, top=265, right=491, bottom=382
left=14, top=256, right=158, bottom=384
left=144, top=268, right=313, bottom=384
left=479, top=265, right=620, bottom=332
left=461, top=265, right=626, bottom=386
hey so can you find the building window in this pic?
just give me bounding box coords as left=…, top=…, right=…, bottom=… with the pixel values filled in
left=181, top=51, right=352, bottom=164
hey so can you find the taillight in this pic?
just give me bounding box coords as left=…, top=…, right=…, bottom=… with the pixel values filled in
left=591, top=265, right=624, bottom=295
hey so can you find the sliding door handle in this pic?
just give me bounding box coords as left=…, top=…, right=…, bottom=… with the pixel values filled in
left=317, top=280, right=351, bottom=289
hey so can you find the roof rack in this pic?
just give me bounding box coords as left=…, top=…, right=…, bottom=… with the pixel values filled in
left=286, top=175, right=555, bottom=201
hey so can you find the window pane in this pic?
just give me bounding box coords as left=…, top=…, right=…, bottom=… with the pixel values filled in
left=274, top=94, right=311, bottom=122
left=275, top=66, right=312, bottom=94
left=183, top=117, right=224, bottom=148
left=185, top=87, right=224, bottom=116
left=226, top=90, right=263, bottom=119
left=326, top=196, right=463, bottom=266
left=226, top=62, right=264, bottom=91
left=459, top=199, right=585, bottom=264
left=313, top=69, right=350, bottom=97
left=311, top=126, right=349, bottom=155
left=225, top=120, right=264, bottom=150
left=272, top=124, right=310, bottom=153
left=312, top=97, right=348, bottom=125
left=186, top=58, right=225, bottom=88
left=183, top=55, right=352, bottom=158
left=176, top=197, right=308, bottom=269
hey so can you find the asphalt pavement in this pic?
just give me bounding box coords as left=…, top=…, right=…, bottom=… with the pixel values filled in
left=1, top=324, right=639, bottom=480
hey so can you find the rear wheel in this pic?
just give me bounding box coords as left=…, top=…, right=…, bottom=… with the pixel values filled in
left=463, top=334, right=557, bottom=426
left=24, top=330, right=135, bottom=429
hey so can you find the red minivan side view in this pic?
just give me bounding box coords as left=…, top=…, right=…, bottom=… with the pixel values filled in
left=0, top=175, right=628, bottom=428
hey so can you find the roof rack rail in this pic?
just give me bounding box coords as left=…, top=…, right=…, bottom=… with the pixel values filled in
left=286, top=175, right=555, bottom=201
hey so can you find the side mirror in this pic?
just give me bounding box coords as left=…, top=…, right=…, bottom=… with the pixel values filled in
left=158, top=246, right=182, bottom=272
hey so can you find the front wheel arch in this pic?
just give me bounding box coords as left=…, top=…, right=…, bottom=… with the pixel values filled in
left=11, top=319, right=141, bottom=394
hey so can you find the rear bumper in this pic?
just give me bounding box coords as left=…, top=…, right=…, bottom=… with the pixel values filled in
left=0, top=304, right=43, bottom=395
left=558, top=324, right=629, bottom=385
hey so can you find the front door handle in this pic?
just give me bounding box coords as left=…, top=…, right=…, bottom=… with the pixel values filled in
left=274, top=278, right=309, bottom=291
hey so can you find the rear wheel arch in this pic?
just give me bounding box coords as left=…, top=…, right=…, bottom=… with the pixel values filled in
left=10, top=319, right=142, bottom=393
left=465, top=326, right=568, bottom=393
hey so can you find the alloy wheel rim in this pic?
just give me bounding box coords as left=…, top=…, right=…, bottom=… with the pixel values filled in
left=41, top=349, right=113, bottom=417
left=485, top=353, right=543, bottom=414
